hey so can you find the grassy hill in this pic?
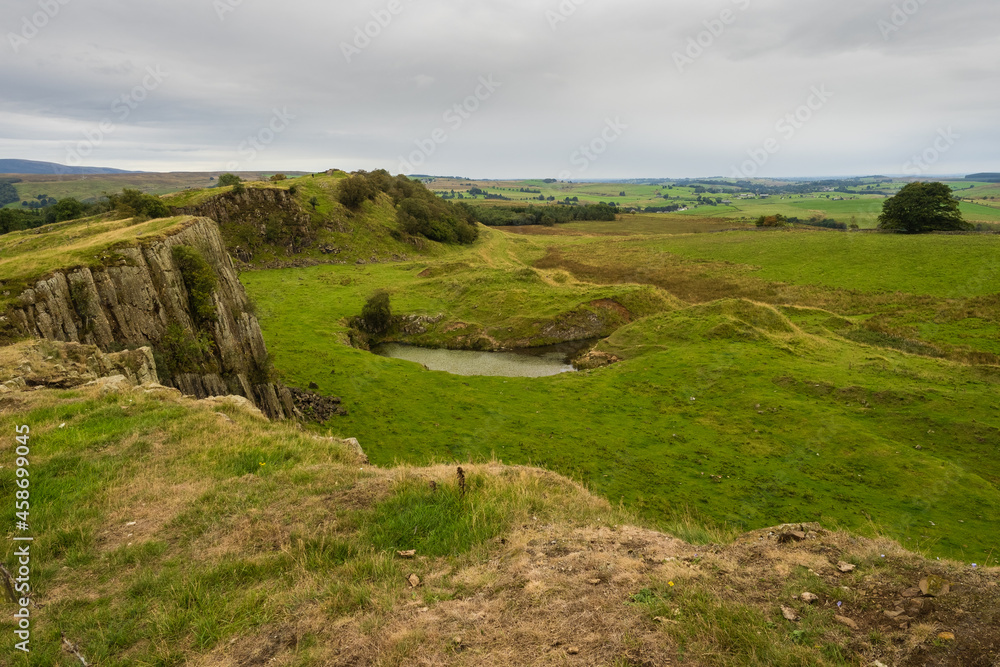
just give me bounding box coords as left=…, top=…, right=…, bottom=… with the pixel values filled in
left=162, top=171, right=476, bottom=269
left=1, top=380, right=997, bottom=665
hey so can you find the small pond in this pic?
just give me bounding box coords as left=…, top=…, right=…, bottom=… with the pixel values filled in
left=372, top=340, right=594, bottom=378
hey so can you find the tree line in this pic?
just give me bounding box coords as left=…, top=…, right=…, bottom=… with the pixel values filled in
left=467, top=203, right=617, bottom=227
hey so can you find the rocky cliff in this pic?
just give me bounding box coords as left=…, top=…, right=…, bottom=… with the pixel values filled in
left=172, top=187, right=318, bottom=264
left=5, top=216, right=297, bottom=419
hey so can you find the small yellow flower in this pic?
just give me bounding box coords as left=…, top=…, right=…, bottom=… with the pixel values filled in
left=668, top=581, right=674, bottom=587
left=260, top=462, right=265, bottom=466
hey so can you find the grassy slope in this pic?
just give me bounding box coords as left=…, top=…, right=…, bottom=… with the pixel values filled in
left=0, top=215, right=191, bottom=312
left=164, top=172, right=459, bottom=269
left=2, top=384, right=996, bottom=666
left=244, top=226, right=1000, bottom=563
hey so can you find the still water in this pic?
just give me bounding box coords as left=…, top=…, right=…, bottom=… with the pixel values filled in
left=373, top=340, right=593, bottom=378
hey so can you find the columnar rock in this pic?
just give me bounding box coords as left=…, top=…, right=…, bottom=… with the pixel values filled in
left=7, top=217, right=289, bottom=418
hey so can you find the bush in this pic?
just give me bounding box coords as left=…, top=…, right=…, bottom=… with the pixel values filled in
left=337, top=170, right=479, bottom=244
left=105, top=189, right=171, bottom=220
left=269, top=174, right=287, bottom=182
left=337, top=175, right=377, bottom=210
left=155, top=323, right=217, bottom=383
left=218, top=173, right=242, bottom=187
left=360, top=290, right=392, bottom=335
left=756, top=214, right=788, bottom=228
left=171, top=245, right=218, bottom=325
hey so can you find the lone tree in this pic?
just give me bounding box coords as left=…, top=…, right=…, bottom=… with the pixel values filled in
left=360, top=290, right=392, bottom=335
left=877, top=182, right=971, bottom=233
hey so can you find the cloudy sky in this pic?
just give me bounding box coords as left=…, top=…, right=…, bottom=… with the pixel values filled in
left=1, top=0, right=998, bottom=178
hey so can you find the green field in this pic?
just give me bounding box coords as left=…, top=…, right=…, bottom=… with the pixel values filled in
left=243, top=223, right=1000, bottom=563
left=425, top=175, right=1000, bottom=228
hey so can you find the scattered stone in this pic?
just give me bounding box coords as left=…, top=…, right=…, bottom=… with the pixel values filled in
left=937, top=632, right=956, bottom=642
left=214, top=411, right=235, bottom=424
left=781, top=606, right=800, bottom=622
left=588, top=579, right=601, bottom=585
left=308, top=382, right=319, bottom=390
left=779, top=531, right=807, bottom=543
left=837, top=561, right=856, bottom=573
left=340, top=438, right=369, bottom=464
left=901, top=586, right=922, bottom=598
left=85, top=374, right=132, bottom=395
left=288, top=386, right=347, bottom=421
left=407, top=573, right=420, bottom=588
left=801, top=592, right=819, bottom=604
left=834, top=615, right=859, bottom=630
left=452, top=636, right=463, bottom=646
left=397, top=550, right=416, bottom=559
left=919, top=575, right=950, bottom=597
left=566, top=647, right=580, bottom=655
left=884, top=609, right=905, bottom=620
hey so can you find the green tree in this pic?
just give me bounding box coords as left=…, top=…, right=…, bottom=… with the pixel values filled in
left=338, top=174, right=377, bottom=210
left=105, top=189, right=170, bottom=220
left=52, top=198, right=85, bottom=222
left=218, top=173, right=242, bottom=187
left=360, top=290, right=392, bottom=335
left=877, top=182, right=970, bottom=233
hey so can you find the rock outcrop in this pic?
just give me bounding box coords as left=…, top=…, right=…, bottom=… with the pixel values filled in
left=0, top=340, right=158, bottom=392
left=171, top=187, right=317, bottom=263
left=5, top=217, right=294, bottom=419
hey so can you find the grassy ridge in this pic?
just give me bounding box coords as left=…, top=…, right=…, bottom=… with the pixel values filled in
left=243, top=227, right=1000, bottom=562
left=0, top=215, right=191, bottom=312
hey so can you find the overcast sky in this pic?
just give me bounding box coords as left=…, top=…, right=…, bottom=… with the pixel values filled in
left=1, top=0, right=998, bottom=178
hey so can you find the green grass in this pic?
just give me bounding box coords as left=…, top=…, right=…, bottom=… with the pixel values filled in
left=649, top=230, right=1000, bottom=298
left=0, top=386, right=631, bottom=665
left=244, top=229, right=1000, bottom=563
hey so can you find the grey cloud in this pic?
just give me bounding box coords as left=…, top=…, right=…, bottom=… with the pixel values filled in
left=0, top=0, right=996, bottom=176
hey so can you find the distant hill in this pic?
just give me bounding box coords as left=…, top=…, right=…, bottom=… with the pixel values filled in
left=966, top=173, right=1000, bottom=182
left=0, top=159, right=137, bottom=175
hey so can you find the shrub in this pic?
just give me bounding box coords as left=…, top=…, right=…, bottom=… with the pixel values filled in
left=218, top=173, right=242, bottom=187
left=105, top=189, right=171, bottom=220
left=360, top=290, right=392, bottom=335
left=172, top=245, right=218, bottom=325
left=756, top=214, right=788, bottom=228
left=337, top=175, right=377, bottom=210
left=155, top=323, right=217, bottom=382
